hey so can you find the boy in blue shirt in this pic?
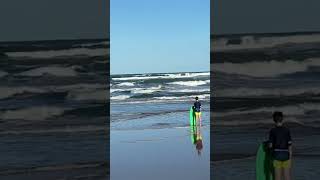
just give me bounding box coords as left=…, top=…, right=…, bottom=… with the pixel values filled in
left=269, top=111, right=292, bottom=180
left=193, top=96, right=202, bottom=126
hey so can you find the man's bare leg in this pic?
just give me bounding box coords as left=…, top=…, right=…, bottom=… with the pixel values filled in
left=274, top=168, right=282, bottom=180
left=284, top=167, right=291, bottom=180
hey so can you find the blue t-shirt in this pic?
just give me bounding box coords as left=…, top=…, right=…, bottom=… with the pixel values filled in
left=269, top=126, right=292, bottom=150
left=194, top=101, right=201, bottom=112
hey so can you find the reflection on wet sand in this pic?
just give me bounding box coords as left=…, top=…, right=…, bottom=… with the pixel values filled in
left=190, top=123, right=203, bottom=156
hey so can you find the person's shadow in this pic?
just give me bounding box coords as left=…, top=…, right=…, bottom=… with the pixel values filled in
left=190, top=123, right=203, bottom=156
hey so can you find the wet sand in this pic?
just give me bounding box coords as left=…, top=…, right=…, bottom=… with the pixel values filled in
left=111, top=127, right=210, bottom=180
left=0, top=161, right=108, bottom=180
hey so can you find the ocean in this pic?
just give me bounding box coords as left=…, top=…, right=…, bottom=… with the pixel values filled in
left=211, top=32, right=320, bottom=179
left=111, top=72, right=210, bottom=102
left=111, top=72, right=210, bottom=130
left=0, top=39, right=109, bottom=179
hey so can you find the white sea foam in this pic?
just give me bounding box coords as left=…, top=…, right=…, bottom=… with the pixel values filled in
left=164, top=72, right=210, bottom=78
left=117, top=82, right=135, bottom=86
left=112, top=87, right=210, bottom=94
left=195, top=94, right=211, bottom=99
left=167, top=88, right=210, bottom=93
left=168, top=80, right=209, bottom=86
left=154, top=94, right=210, bottom=100
left=111, top=85, right=162, bottom=94
left=154, top=96, right=181, bottom=100
left=1, top=106, right=67, bottom=120
left=6, top=48, right=108, bottom=59
left=18, top=66, right=78, bottom=77
left=0, top=87, right=46, bottom=99
left=111, top=94, right=210, bottom=104
left=211, top=58, right=320, bottom=77
left=111, top=95, right=131, bottom=100
left=110, top=88, right=126, bottom=93
left=131, top=85, right=162, bottom=94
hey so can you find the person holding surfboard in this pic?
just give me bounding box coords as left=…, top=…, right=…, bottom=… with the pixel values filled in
left=193, top=96, right=202, bottom=126
left=268, top=111, right=292, bottom=180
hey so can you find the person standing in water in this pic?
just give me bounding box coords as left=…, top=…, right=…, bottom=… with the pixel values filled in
left=193, top=96, right=202, bottom=126
left=268, top=112, right=292, bottom=180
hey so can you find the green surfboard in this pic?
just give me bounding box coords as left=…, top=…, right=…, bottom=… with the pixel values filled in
left=189, top=107, right=195, bottom=126
left=256, top=142, right=274, bottom=180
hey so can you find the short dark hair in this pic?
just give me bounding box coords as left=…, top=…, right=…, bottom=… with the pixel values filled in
left=273, top=111, right=283, bottom=123
left=195, top=97, right=199, bottom=100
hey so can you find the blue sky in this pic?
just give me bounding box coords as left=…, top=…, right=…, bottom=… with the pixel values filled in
left=111, top=0, right=209, bottom=74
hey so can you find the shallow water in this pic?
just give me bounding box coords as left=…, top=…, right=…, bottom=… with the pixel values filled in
left=211, top=125, right=320, bottom=179
left=111, top=102, right=210, bottom=130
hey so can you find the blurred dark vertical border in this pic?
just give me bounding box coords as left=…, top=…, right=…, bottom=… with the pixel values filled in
left=210, top=0, right=214, bottom=179
left=210, top=0, right=320, bottom=179
left=0, top=0, right=110, bottom=179
left=106, top=0, right=111, bottom=179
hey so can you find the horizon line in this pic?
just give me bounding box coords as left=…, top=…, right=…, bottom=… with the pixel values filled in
left=110, top=70, right=210, bottom=76
left=0, top=38, right=109, bottom=44
left=211, top=30, right=320, bottom=37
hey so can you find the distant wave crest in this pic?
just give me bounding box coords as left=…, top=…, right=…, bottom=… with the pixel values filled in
left=18, top=66, right=78, bottom=77
left=212, top=58, right=320, bottom=77
left=1, top=106, right=69, bottom=120
left=217, top=87, right=320, bottom=97
left=112, top=72, right=209, bottom=81
left=6, top=48, right=108, bottom=59
left=212, top=34, right=320, bottom=52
